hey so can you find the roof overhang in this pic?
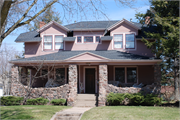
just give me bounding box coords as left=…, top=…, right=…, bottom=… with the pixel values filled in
left=37, top=21, right=69, bottom=32
left=10, top=59, right=162, bottom=64
left=107, top=19, right=141, bottom=31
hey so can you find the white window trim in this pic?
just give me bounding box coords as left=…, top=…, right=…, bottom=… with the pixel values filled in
left=113, top=66, right=138, bottom=84
left=111, top=32, right=136, bottom=50
left=41, top=34, right=65, bottom=51
left=75, top=35, right=102, bottom=44
left=83, top=66, right=97, bottom=93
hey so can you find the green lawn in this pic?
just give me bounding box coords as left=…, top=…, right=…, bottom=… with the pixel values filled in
left=0, top=105, right=71, bottom=120
left=81, top=106, right=180, bottom=120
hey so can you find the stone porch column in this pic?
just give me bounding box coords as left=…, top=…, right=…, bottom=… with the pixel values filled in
left=11, top=66, right=24, bottom=96
left=67, top=65, right=78, bottom=106
left=154, top=64, right=161, bottom=95
left=98, top=64, right=108, bottom=106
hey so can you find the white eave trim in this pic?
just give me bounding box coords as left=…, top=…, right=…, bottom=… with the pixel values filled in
left=37, top=21, right=69, bottom=32
left=107, top=19, right=141, bottom=30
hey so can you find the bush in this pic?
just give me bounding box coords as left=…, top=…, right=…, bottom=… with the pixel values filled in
left=106, top=93, right=161, bottom=106
left=0, top=96, right=24, bottom=106
left=51, top=99, right=66, bottom=105
left=106, top=93, right=124, bottom=105
left=131, top=93, right=145, bottom=105
left=26, top=97, right=49, bottom=105
left=144, top=94, right=162, bottom=106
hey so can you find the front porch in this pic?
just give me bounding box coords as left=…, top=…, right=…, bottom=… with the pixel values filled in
left=11, top=63, right=161, bottom=106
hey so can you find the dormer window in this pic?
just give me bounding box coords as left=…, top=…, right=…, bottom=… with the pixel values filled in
left=126, top=34, right=135, bottom=49
left=44, top=35, right=52, bottom=50
left=77, top=36, right=82, bottom=43
left=114, top=34, right=123, bottom=48
left=96, top=36, right=101, bottom=43
left=55, top=35, right=63, bottom=50
left=84, top=36, right=93, bottom=43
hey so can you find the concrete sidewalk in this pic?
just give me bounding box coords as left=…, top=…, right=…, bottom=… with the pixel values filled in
left=51, top=107, right=93, bottom=120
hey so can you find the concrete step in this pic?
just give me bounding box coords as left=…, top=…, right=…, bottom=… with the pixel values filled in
left=56, top=112, right=82, bottom=116
left=77, top=94, right=97, bottom=100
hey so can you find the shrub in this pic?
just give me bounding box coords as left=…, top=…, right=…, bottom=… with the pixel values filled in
left=26, top=97, right=49, bottom=105
left=106, top=93, right=161, bottom=106
left=51, top=99, right=66, bottom=105
left=144, top=94, right=162, bottom=106
left=0, top=96, right=24, bottom=106
left=106, top=93, right=124, bottom=105
left=131, top=93, right=145, bottom=105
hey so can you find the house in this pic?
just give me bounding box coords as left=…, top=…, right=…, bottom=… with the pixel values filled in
left=10, top=19, right=161, bottom=106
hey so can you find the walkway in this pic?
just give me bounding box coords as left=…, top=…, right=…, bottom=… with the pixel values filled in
left=51, top=107, right=92, bottom=120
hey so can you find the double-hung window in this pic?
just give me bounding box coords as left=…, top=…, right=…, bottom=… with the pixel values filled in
left=114, top=34, right=123, bottom=48
left=44, top=36, right=52, bottom=50
left=55, top=35, right=63, bottom=50
left=84, top=36, right=93, bottom=43
left=126, top=34, right=135, bottom=49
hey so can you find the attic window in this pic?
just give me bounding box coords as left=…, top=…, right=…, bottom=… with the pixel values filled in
left=125, top=34, right=135, bottom=49
left=114, top=34, right=123, bottom=48
left=84, top=36, right=93, bottom=43
left=44, top=35, right=52, bottom=50
left=55, top=35, right=64, bottom=50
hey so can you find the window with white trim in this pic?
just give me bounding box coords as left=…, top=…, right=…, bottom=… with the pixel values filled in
left=115, top=67, right=137, bottom=83
left=114, top=34, right=123, bottom=48
left=126, top=34, right=135, bottom=48
left=84, top=36, right=93, bottom=42
left=77, top=36, right=82, bottom=43
left=55, top=35, right=63, bottom=50
left=96, top=36, right=101, bottom=43
left=44, top=36, right=52, bottom=50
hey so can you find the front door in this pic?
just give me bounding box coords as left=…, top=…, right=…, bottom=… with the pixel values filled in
left=85, top=68, right=95, bottom=93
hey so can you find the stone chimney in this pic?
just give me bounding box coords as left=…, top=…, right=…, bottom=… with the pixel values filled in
left=145, top=16, right=150, bottom=25
left=39, top=21, right=46, bottom=28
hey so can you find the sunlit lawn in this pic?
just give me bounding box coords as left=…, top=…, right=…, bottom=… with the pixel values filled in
left=81, top=106, right=180, bottom=120
left=0, top=105, right=71, bottom=120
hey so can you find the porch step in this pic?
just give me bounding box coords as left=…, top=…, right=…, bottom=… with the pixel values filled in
left=74, top=94, right=97, bottom=107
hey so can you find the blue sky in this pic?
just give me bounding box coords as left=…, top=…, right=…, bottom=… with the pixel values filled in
left=2, top=0, right=150, bottom=52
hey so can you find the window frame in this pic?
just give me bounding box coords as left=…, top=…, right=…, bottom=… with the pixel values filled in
left=54, top=35, right=64, bottom=50
left=43, top=35, right=53, bottom=51
left=113, top=34, right=123, bottom=49
left=54, top=66, right=67, bottom=84
left=125, top=34, right=135, bottom=49
left=77, top=36, right=82, bottom=43
left=114, top=66, right=138, bottom=84
left=83, top=36, right=94, bottom=43
left=95, top=36, right=101, bottom=44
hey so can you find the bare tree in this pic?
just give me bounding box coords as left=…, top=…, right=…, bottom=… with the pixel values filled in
left=0, top=43, right=22, bottom=95
left=0, top=0, right=136, bottom=47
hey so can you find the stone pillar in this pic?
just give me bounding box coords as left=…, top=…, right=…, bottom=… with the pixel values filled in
left=98, top=64, right=108, bottom=106
left=67, top=65, right=78, bottom=106
left=153, top=64, right=161, bottom=95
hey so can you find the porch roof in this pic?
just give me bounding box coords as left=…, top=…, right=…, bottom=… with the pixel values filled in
left=10, top=50, right=161, bottom=64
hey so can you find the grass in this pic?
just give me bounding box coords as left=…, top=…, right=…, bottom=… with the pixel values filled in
left=81, top=106, right=180, bottom=120
left=0, top=105, right=71, bottom=120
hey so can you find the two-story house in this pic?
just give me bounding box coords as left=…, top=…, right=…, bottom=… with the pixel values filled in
left=10, top=19, right=161, bottom=106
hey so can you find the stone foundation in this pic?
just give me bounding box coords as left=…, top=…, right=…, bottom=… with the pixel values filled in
left=11, top=66, right=70, bottom=100
left=67, top=65, right=78, bottom=106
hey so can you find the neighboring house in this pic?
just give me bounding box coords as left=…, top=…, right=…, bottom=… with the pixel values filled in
left=10, top=19, right=161, bottom=106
